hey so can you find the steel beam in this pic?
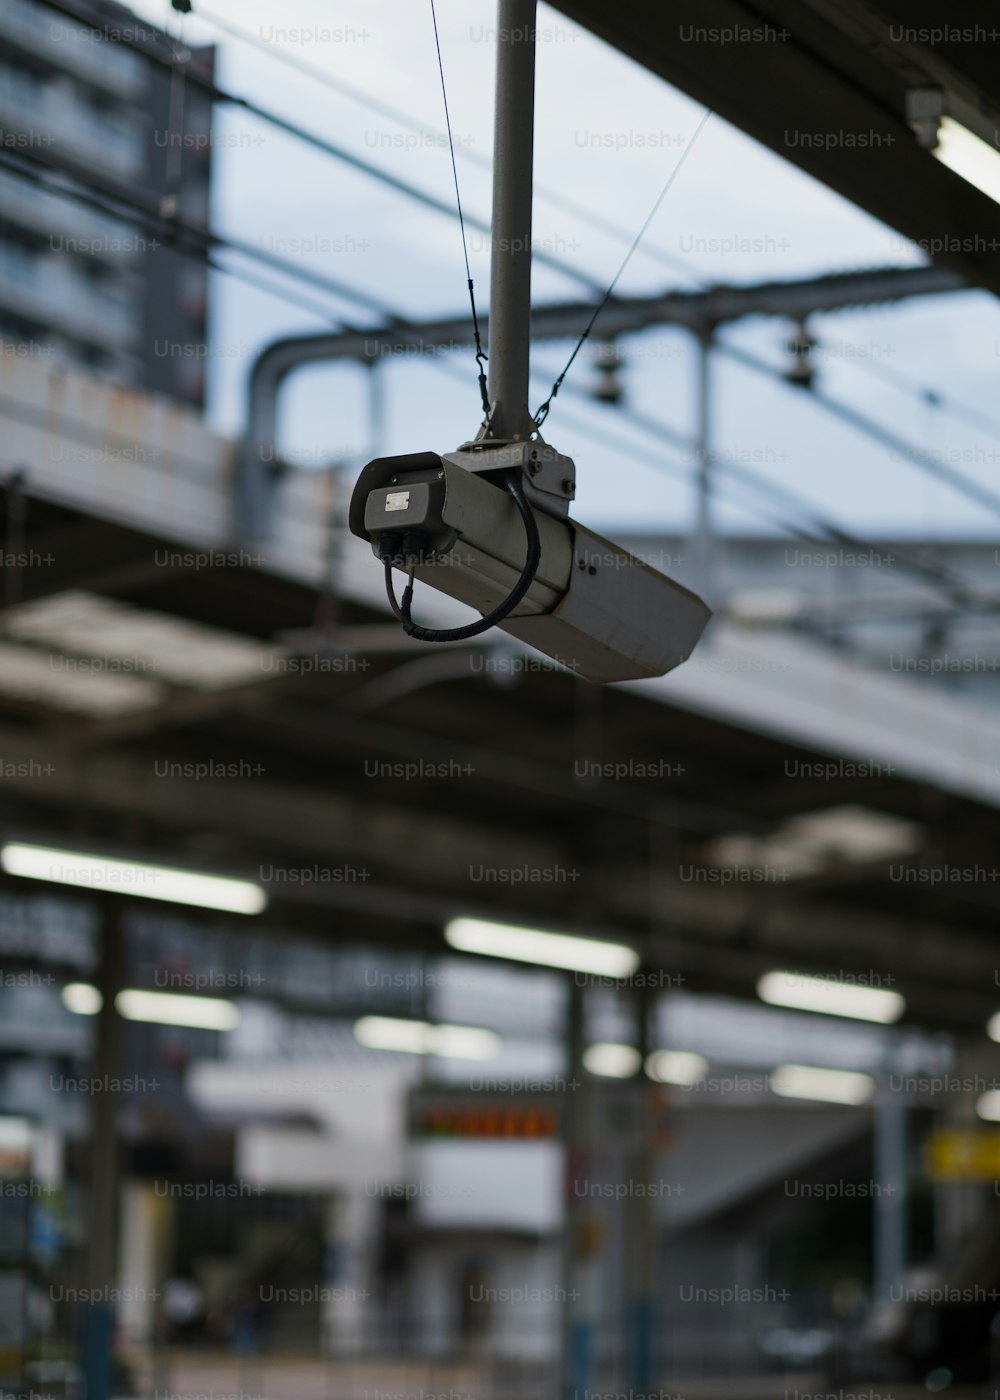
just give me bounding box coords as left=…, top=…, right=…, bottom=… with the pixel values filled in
left=237, top=263, right=963, bottom=538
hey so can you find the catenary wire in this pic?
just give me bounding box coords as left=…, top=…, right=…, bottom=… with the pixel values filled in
left=184, top=0, right=1000, bottom=449
left=34, top=0, right=606, bottom=297
left=40, top=0, right=1000, bottom=459
left=428, top=0, right=490, bottom=417
left=1, top=152, right=986, bottom=611
left=533, top=108, right=713, bottom=428
left=0, top=150, right=864, bottom=553
left=186, top=0, right=706, bottom=287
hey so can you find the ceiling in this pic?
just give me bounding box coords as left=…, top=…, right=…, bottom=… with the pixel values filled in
left=549, top=0, right=1000, bottom=295
left=1, top=488, right=998, bottom=1039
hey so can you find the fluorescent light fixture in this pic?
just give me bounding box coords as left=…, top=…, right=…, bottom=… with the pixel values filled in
left=771, top=1064, right=875, bottom=1106
left=710, top=807, right=922, bottom=881
left=987, top=1011, right=1000, bottom=1043
left=645, top=1049, right=708, bottom=1086
left=583, top=1043, right=641, bottom=1078
left=976, top=1090, right=1000, bottom=1122
left=933, top=116, right=1000, bottom=206
left=61, top=983, right=240, bottom=1030
left=5, top=591, right=281, bottom=692
left=445, top=917, right=639, bottom=978
left=62, top=982, right=103, bottom=1016
left=757, top=969, right=904, bottom=1024
left=1, top=843, right=266, bottom=915
left=353, top=1015, right=500, bottom=1061
left=785, top=806, right=922, bottom=864
left=115, top=989, right=240, bottom=1031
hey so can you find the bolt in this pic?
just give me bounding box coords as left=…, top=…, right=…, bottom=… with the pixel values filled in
left=562, top=477, right=574, bottom=493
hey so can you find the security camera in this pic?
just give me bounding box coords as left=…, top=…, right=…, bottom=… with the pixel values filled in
left=349, top=439, right=711, bottom=684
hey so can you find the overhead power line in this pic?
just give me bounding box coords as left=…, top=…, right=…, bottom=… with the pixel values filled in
left=182, top=0, right=1000, bottom=452
left=0, top=151, right=910, bottom=560
left=0, top=144, right=407, bottom=324
left=719, top=340, right=1000, bottom=524
left=842, top=352, right=1000, bottom=445
left=3, top=52, right=992, bottom=608
left=189, top=0, right=704, bottom=286
left=533, top=365, right=981, bottom=607
left=34, top=0, right=999, bottom=475
left=35, top=0, right=604, bottom=297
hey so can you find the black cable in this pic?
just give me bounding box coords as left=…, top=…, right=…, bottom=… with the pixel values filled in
left=552, top=369, right=983, bottom=607
left=0, top=143, right=405, bottom=324
left=38, top=0, right=995, bottom=461
left=843, top=351, right=1000, bottom=445
left=191, top=0, right=704, bottom=287
left=2, top=144, right=989, bottom=617
left=533, top=108, right=713, bottom=429
left=181, top=0, right=1000, bottom=451
left=34, top=0, right=604, bottom=297
left=0, top=147, right=386, bottom=337
left=719, top=338, right=1000, bottom=524
left=428, top=0, right=489, bottom=419
left=4, top=144, right=982, bottom=613
left=28, top=0, right=995, bottom=494
left=384, top=472, right=541, bottom=641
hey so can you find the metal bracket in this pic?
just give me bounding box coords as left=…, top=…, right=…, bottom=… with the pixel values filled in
left=447, top=438, right=576, bottom=520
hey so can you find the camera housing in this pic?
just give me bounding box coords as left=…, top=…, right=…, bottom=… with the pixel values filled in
left=350, top=442, right=711, bottom=684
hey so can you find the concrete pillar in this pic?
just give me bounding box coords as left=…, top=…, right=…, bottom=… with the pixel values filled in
left=560, top=979, right=604, bottom=1400
left=80, top=908, right=124, bottom=1400
left=323, top=1189, right=377, bottom=1355
left=118, top=1183, right=168, bottom=1349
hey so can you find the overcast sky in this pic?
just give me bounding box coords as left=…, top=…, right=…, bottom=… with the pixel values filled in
left=128, top=0, right=1000, bottom=537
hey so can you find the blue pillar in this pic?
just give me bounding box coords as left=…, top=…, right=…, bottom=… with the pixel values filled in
left=80, top=1303, right=115, bottom=1400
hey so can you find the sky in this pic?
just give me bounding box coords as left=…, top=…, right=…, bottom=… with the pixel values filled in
left=127, top=0, right=1000, bottom=537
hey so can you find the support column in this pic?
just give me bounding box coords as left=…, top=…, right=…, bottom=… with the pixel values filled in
left=486, top=0, right=538, bottom=440
left=323, top=1190, right=377, bottom=1355
left=873, top=1048, right=907, bottom=1303
left=80, top=908, right=124, bottom=1400
left=933, top=1039, right=995, bottom=1260
left=560, top=978, right=602, bottom=1400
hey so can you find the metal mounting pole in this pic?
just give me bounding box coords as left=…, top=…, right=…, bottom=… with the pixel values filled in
left=873, top=1044, right=908, bottom=1304
left=486, top=0, right=538, bottom=441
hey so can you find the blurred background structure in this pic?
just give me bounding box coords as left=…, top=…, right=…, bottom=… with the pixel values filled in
left=1, top=1, right=1000, bottom=1399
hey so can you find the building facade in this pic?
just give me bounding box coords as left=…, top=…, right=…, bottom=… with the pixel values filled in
left=0, top=0, right=213, bottom=406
